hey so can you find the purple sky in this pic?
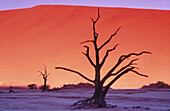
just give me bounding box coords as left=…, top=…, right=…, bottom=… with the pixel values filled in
left=0, top=0, right=170, bottom=11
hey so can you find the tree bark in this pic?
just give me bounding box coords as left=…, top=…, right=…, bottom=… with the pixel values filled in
left=43, top=77, right=47, bottom=91
left=92, top=82, right=106, bottom=107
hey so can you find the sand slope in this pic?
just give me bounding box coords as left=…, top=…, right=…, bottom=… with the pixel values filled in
left=0, top=5, right=170, bottom=88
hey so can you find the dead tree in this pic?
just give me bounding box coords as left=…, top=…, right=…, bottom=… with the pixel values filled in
left=55, top=8, right=151, bottom=107
left=38, top=64, right=50, bottom=91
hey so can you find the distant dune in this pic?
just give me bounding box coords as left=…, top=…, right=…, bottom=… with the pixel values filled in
left=141, top=81, right=170, bottom=89
left=60, top=82, right=94, bottom=89
left=0, top=5, right=170, bottom=88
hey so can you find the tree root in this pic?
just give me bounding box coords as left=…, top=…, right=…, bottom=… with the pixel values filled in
left=70, top=98, right=117, bottom=110
left=106, top=104, right=117, bottom=108
left=73, top=98, right=95, bottom=106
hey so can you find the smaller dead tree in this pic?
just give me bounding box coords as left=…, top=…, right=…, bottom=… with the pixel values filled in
left=38, top=64, right=50, bottom=91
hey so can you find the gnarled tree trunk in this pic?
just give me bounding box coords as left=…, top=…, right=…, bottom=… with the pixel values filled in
left=92, top=82, right=106, bottom=107
left=42, top=77, right=47, bottom=91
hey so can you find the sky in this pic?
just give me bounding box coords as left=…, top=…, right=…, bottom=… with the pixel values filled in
left=0, top=0, right=169, bottom=89
left=0, top=0, right=170, bottom=11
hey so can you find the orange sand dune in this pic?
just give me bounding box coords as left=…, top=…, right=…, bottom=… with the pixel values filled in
left=0, top=5, right=169, bottom=88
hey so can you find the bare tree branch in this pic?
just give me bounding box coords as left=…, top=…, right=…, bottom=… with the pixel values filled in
left=111, top=66, right=139, bottom=76
left=90, top=8, right=100, bottom=24
left=103, top=67, right=148, bottom=96
left=99, top=27, right=121, bottom=50
left=129, top=66, right=139, bottom=70
left=114, top=59, right=139, bottom=75
left=103, top=67, right=134, bottom=96
left=108, top=51, right=151, bottom=76
left=80, top=40, right=94, bottom=44
left=55, top=67, right=94, bottom=83
left=91, top=8, right=100, bottom=41
left=47, top=73, right=50, bottom=77
left=43, top=64, right=47, bottom=75
left=111, top=73, right=117, bottom=76
left=38, top=64, right=50, bottom=78
left=131, top=70, right=148, bottom=77
left=82, top=46, right=95, bottom=67
left=100, top=44, right=119, bottom=68
left=119, top=51, right=152, bottom=62
left=38, top=71, right=44, bottom=76
left=101, top=51, right=151, bottom=84
left=101, top=58, right=138, bottom=84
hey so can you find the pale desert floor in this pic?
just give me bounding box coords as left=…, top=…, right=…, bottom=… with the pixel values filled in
left=0, top=88, right=170, bottom=111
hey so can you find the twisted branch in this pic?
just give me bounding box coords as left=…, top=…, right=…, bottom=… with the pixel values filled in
left=82, top=46, right=95, bottom=67
left=90, top=8, right=100, bottom=24
left=101, top=51, right=151, bottom=84
left=80, top=40, right=94, bottom=44
left=38, top=64, right=49, bottom=78
left=55, top=67, right=94, bottom=83
left=103, top=67, right=148, bottom=96
left=131, top=70, right=148, bottom=77
left=119, top=51, right=152, bottom=62
left=91, top=8, right=100, bottom=41
left=101, top=58, right=138, bottom=84
left=99, top=27, right=121, bottom=50
left=100, top=44, right=119, bottom=68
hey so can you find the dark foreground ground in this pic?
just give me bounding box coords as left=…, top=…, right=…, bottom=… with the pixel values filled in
left=0, top=88, right=170, bottom=111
